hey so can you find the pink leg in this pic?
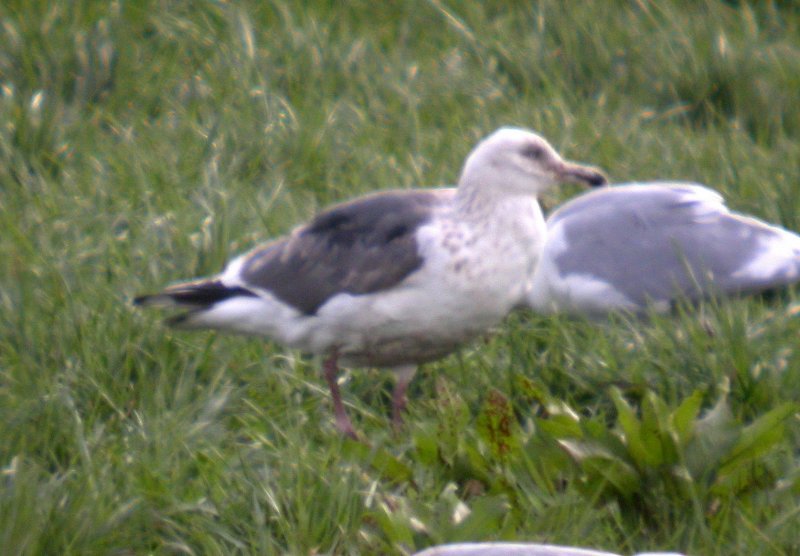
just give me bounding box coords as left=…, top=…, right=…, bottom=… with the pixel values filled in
left=323, top=351, right=358, bottom=439
left=391, top=365, right=417, bottom=429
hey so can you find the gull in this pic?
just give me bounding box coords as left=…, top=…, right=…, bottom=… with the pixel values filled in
left=527, top=182, right=800, bottom=316
left=134, top=127, right=605, bottom=438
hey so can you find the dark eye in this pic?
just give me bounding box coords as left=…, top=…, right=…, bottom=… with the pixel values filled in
left=521, top=145, right=545, bottom=160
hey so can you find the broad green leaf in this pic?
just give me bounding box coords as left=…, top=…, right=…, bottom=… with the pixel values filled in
left=640, top=391, right=668, bottom=465
left=584, top=457, right=640, bottom=498
left=536, top=413, right=583, bottom=439
left=718, top=402, right=798, bottom=476
left=610, top=387, right=656, bottom=467
left=671, top=389, right=705, bottom=444
left=363, top=445, right=414, bottom=484
left=558, top=439, right=640, bottom=497
left=461, top=442, right=492, bottom=484
left=582, top=418, right=631, bottom=461
left=413, top=428, right=440, bottom=467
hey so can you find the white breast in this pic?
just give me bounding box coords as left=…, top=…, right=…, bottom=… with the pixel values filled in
left=270, top=196, right=546, bottom=365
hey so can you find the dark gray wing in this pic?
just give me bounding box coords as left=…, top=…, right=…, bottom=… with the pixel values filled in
left=546, top=182, right=800, bottom=308
left=240, top=189, right=455, bottom=314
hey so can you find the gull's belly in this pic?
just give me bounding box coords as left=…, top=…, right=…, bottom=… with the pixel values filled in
left=309, top=212, right=544, bottom=366
left=318, top=278, right=510, bottom=367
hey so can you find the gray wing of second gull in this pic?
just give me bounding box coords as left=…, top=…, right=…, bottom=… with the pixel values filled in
left=413, top=544, right=619, bottom=556
left=543, top=182, right=800, bottom=310
left=412, top=541, right=686, bottom=556
left=239, top=188, right=456, bottom=315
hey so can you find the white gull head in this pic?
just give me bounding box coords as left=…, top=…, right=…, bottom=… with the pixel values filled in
left=458, top=127, right=606, bottom=198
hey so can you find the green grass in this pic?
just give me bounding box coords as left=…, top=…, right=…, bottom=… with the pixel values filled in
left=2, top=1, right=800, bottom=554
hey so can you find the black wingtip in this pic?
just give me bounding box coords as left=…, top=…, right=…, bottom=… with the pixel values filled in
left=133, top=280, right=258, bottom=309
left=588, top=172, right=609, bottom=188
left=132, top=294, right=151, bottom=306
left=167, top=282, right=258, bottom=305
